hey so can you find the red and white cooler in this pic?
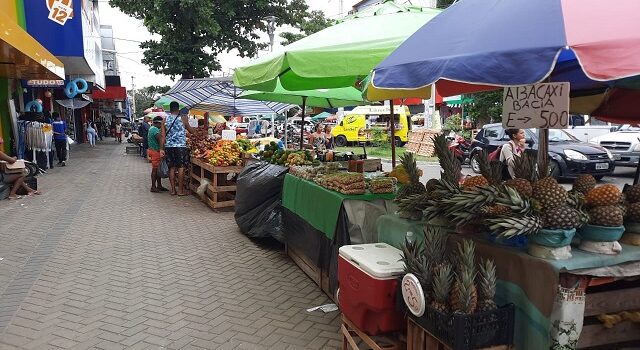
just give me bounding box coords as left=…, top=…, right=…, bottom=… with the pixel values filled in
left=338, top=243, right=406, bottom=335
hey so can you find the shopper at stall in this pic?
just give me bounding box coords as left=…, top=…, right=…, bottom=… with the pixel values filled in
left=499, top=128, right=525, bottom=179
left=86, top=121, right=97, bottom=147
left=148, top=116, right=168, bottom=193
left=138, top=116, right=151, bottom=158
left=52, top=112, right=67, bottom=166
left=310, top=124, right=326, bottom=150
left=0, top=137, right=39, bottom=199
left=163, top=102, right=195, bottom=196
left=323, top=124, right=334, bottom=149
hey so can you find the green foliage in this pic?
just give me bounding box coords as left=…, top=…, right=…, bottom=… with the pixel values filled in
left=134, top=85, right=170, bottom=118
left=463, top=90, right=503, bottom=126
left=109, top=0, right=309, bottom=78
left=280, top=10, right=332, bottom=46
left=370, top=127, right=388, bottom=148
left=444, top=113, right=462, bottom=132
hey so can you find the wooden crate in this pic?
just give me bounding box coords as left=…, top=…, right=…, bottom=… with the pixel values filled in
left=342, top=315, right=403, bottom=350
left=189, top=158, right=243, bottom=209
left=407, top=318, right=512, bottom=350
left=285, top=244, right=335, bottom=302
left=578, top=284, right=640, bottom=348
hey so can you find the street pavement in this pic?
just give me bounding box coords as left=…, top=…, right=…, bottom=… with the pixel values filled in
left=0, top=141, right=341, bottom=350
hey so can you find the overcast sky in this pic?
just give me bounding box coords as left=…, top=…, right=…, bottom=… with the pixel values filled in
left=99, top=0, right=361, bottom=90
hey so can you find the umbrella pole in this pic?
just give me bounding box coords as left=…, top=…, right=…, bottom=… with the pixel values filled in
left=634, top=159, right=640, bottom=185
left=538, top=129, right=549, bottom=175
left=389, top=99, right=396, bottom=168
left=300, top=96, right=307, bottom=150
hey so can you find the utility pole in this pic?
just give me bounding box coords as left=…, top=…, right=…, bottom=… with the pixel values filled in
left=130, top=76, right=136, bottom=122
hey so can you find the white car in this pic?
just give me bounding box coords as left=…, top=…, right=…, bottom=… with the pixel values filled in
left=590, top=125, right=640, bottom=167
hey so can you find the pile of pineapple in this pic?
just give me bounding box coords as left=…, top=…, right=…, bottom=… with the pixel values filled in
left=583, top=183, right=624, bottom=227
left=402, top=230, right=497, bottom=315
left=621, top=184, right=640, bottom=245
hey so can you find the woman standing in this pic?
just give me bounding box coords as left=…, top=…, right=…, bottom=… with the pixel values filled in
left=500, top=128, right=526, bottom=179
left=323, top=124, right=334, bottom=149
left=309, top=124, right=326, bottom=150
left=86, top=121, right=97, bottom=147
left=115, top=121, right=122, bottom=143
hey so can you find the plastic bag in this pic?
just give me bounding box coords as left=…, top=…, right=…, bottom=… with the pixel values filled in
left=235, top=161, right=288, bottom=215
left=235, top=198, right=284, bottom=242
left=159, top=159, right=169, bottom=178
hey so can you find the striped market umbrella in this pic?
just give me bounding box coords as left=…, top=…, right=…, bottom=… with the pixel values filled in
left=162, top=77, right=294, bottom=116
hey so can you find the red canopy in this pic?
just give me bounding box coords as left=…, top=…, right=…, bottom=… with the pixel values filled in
left=92, top=86, right=127, bottom=101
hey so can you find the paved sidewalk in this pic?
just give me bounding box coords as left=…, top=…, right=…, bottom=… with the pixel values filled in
left=0, top=141, right=341, bottom=349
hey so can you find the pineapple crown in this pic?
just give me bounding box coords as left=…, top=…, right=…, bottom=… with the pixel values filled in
left=478, top=258, right=497, bottom=299
left=432, top=263, right=453, bottom=302
left=455, top=239, right=476, bottom=276
left=400, top=152, right=420, bottom=183
left=454, top=268, right=477, bottom=314
left=423, top=227, right=448, bottom=266
left=432, top=134, right=462, bottom=184
left=477, top=151, right=503, bottom=185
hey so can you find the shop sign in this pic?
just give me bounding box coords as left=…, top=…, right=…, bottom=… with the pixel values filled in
left=502, top=82, right=570, bottom=129
left=47, top=0, right=74, bottom=26
left=26, top=79, right=65, bottom=87
left=401, top=273, right=425, bottom=317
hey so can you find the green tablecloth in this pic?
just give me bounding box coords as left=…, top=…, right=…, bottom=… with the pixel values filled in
left=282, top=174, right=395, bottom=239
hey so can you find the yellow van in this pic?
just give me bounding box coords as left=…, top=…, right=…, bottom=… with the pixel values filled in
left=331, top=105, right=411, bottom=146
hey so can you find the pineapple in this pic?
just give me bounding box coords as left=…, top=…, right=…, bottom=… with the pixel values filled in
left=425, top=178, right=440, bottom=192
left=395, top=152, right=426, bottom=201
left=532, top=178, right=568, bottom=210
left=504, top=178, right=533, bottom=198
left=401, top=237, right=424, bottom=275
left=433, top=134, right=462, bottom=184
left=423, top=227, right=448, bottom=267
left=513, top=152, right=538, bottom=182
left=462, top=175, right=489, bottom=190
left=586, top=185, right=621, bottom=207
left=589, top=205, right=624, bottom=227
left=541, top=206, right=580, bottom=230
left=480, top=205, right=512, bottom=217
left=573, top=174, right=597, bottom=194
left=625, top=184, right=640, bottom=203
left=477, top=151, right=503, bottom=185
left=477, top=259, right=497, bottom=312
left=451, top=268, right=478, bottom=314
left=398, top=193, right=431, bottom=221
left=486, top=215, right=542, bottom=238
left=627, top=202, right=640, bottom=222
left=431, top=263, right=452, bottom=313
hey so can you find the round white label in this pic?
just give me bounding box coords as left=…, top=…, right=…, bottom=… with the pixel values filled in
left=401, top=273, right=425, bottom=317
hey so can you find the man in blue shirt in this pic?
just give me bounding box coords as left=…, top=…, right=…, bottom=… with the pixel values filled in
left=163, top=102, right=195, bottom=196
left=138, top=115, right=150, bottom=157
left=51, top=112, right=67, bottom=166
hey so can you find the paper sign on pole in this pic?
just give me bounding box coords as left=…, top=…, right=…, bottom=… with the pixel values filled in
left=502, top=82, right=570, bottom=129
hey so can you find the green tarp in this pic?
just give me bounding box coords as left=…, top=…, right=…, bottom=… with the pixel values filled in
left=282, top=174, right=395, bottom=239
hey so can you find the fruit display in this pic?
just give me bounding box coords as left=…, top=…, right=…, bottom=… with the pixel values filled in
left=401, top=232, right=497, bottom=315
left=585, top=184, right=621, bottom=207
left=315, top=172, right=366, bottom=195
left=462, top=175, right=489, bottom=190
left=289, top=165, right=319, bottom=181
left=187, top=129, right=216, bottom=159
left=394, top=152, right=426, bottom=201
left=260, top=141, right=314, bottom=166
left=367, top=177, right=396, bottom=194
left=573, top=174, right=597, bottom=194
left=235, top=138, right=257, bottom=153
left=589, top=205, right=624, bottom=227
left=206, top=140, right=243, bottom=167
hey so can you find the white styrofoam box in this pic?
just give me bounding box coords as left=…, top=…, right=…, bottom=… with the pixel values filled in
left=339, top=243, right=405, bottom=279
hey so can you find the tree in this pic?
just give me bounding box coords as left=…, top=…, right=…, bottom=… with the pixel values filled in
left=463, top=90, right=503, bottom=127
left=134, top=85, right=170, bottom=117
left=109, top=0, right=309, bottom=79
left=280, top=10, right=332, bottom=46
left=437, top=0, right=457, bottom=9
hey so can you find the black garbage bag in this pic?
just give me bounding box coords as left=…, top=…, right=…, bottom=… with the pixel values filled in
left=235, top=197, right=284, bottom=242
left=235, top=161, right=288, bottom=215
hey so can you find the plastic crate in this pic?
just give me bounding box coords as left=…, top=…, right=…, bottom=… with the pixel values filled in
left=411, top=304, right=515, bottom=350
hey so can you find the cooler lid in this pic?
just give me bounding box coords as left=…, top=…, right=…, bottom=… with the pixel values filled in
left=339, top=243, right=405, bottom=278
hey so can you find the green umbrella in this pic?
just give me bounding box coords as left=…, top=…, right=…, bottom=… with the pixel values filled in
left=240, top=81, right=365, bottom=109
left=233, top=1, right=441, bottom=92
left=154, top=96, right=186, bottom=110
left=311, top=112, right=332, bottom=122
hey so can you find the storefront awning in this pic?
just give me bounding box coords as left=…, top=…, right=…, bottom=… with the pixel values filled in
left=0, top=12, right=64, bottom=80
left=92, top=86, right=127, bottom=101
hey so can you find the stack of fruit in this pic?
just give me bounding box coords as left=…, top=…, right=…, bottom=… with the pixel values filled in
left=401, top=231, right=497, bottom=316
left=367, top=178, right=396, bottom=194
left=260, top=145, right=314, bottom=166
left=622, top=184, right=640, bottom=245
left=316, top=172, right=366, bottom=195
left=187, top=130, right=216, bottom=159
left=206, top=140, right=243, bottom=167
left=289, top=165, right=319, bottom=180
left=576, top=183, right=625, bottom=254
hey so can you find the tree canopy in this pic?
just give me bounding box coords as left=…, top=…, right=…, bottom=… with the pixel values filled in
left=134, top=85, right=170, bottom=117
left=109, top=0, right=309, bottom=79
left=280, top=10, right=332, bottom=46
left=463, top=90, right=503, bottom=126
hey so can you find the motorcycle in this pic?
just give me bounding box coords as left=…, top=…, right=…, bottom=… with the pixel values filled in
left=448, top=134, right=472, bottom=165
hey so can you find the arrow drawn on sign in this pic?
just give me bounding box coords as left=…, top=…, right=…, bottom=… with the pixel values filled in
left=517, top=117, right=531, bottom=123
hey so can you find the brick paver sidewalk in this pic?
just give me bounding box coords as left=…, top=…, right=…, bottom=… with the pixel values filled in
left=0, top=141, right=341, bottom=349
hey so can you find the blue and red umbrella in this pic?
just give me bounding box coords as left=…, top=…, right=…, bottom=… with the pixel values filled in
left=370, top=0, right=640, bottom=122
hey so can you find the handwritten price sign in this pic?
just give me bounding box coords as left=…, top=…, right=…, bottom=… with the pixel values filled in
left=47, top=0, right=74, bottom=26
left=502, top=82, right=570, bottom=129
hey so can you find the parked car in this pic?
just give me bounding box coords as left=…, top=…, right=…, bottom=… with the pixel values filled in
left=590, top=124, right=640, bottom=167
left=470, top=123, right=615, bottom=180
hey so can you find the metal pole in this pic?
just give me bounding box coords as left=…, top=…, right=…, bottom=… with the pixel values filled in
left=299, top=96, right=307, bottom=150
left=390, top=99, right=396, bottom=168
left=130, top=76, right=136, bottom=123
left=538, top=129, right=549, bottom=175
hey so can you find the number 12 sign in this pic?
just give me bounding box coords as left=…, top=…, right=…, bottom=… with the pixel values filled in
left=502, top=82, right=570, bottom=129
left=47, top=0, right=74, bottom=26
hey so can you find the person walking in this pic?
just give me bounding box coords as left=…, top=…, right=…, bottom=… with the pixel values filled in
left=162, top=102, right=195, bottom=196
left=138, top=116, right=151, bottom=158
left=115, top=121, right=122, bottom=143
left=86, top=121, right=97, bottom=147
left=52, top=112, right=67, bottom=166
left=148, top=116, right=168, bottom=193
